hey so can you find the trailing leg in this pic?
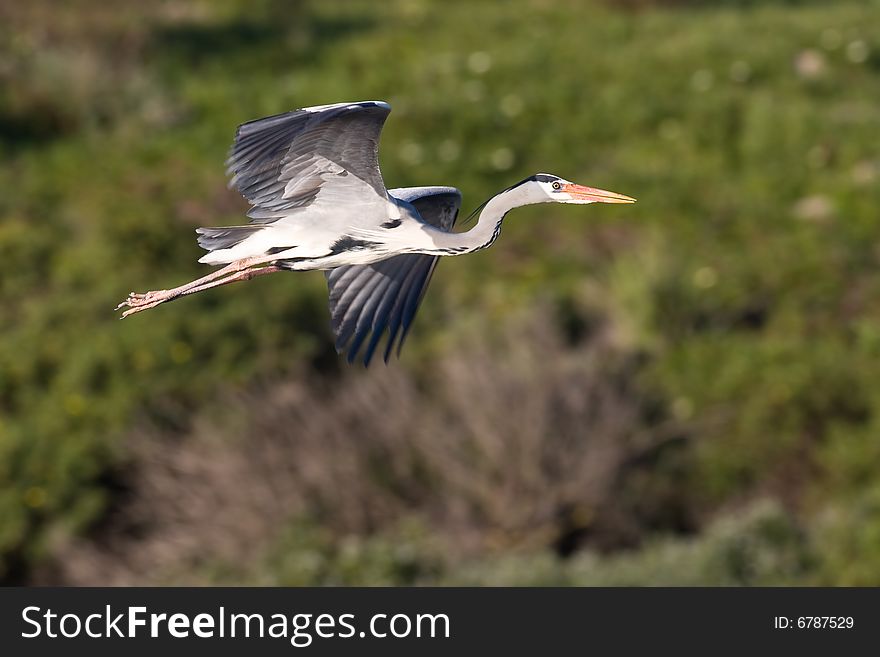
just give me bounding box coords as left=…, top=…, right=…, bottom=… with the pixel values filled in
left=117, top=255, right=279, bottom=316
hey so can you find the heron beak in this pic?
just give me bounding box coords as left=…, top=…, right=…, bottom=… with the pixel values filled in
left=562, top=183, right=636, bottom=204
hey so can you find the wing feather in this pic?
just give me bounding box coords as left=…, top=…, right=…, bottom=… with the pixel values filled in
left=226, top=101, right=391, bottom=222
left=324, top=187, right=462, bottom=366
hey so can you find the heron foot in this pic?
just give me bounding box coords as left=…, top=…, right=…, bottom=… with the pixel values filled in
left=116, top=289, right=174, bottom=316
left=116, top=259, right=284, bottom=318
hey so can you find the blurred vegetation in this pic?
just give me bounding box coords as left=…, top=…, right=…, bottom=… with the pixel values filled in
left=2, top=0, right=880, bottom=584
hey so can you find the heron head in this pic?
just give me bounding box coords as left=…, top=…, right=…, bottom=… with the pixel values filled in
left=533, top=173, right=636, bottom=205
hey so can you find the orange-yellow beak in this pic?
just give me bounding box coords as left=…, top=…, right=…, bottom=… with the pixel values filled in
left=561, top=183, right=636, bottom=204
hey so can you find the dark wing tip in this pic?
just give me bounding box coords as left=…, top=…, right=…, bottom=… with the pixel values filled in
left=326, top=252, right=440, bottom=368
left=326, top=187, right=464, bottom=366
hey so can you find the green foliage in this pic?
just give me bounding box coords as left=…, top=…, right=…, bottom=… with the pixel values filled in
left=253, top=518, right=445, bottom=587
left=200, top=500, right=822, bottom=586
left=446, top=500, right=813, bottom=587
left=1, top=0, right=880, bottom=583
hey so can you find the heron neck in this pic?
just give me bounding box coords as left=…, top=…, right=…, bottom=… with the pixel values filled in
left=432, top=185, right=537, bottom=254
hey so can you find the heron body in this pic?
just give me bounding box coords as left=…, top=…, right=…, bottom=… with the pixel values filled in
left=118, top=100, right=635, bottom=365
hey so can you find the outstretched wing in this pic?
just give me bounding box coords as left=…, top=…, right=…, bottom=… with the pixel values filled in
left=325, top=187, right=462, bottom=366
left=226, top=101, right=391, bottom=222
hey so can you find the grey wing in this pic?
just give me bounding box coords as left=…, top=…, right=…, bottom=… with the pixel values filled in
left=325, top=187, right=462, bottom=366
left=226, top=101, right=391, bottom=222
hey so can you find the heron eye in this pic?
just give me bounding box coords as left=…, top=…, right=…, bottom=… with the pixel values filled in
left=551, top=181, right=561, bottom=190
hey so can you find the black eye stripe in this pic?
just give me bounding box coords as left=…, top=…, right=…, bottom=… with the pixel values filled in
left=506, top=173, right=561, bottom=193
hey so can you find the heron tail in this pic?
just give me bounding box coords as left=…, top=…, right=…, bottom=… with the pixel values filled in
left=195, top=225, right=262, bottom=252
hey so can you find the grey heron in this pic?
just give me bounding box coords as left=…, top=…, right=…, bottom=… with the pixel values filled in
left=118, top=100, right=635, bottom=365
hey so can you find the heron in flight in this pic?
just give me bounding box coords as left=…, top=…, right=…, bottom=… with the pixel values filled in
left=118, top=101, right=635, bottom=365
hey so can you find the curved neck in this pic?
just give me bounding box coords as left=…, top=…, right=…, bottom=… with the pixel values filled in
left=428, top=184, right=541, bottom=254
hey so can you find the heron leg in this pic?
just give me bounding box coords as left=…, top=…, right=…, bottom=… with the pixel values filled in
left=117, top=255, right=279, bottom=316
left=120, top=265, right=283, bottom=317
